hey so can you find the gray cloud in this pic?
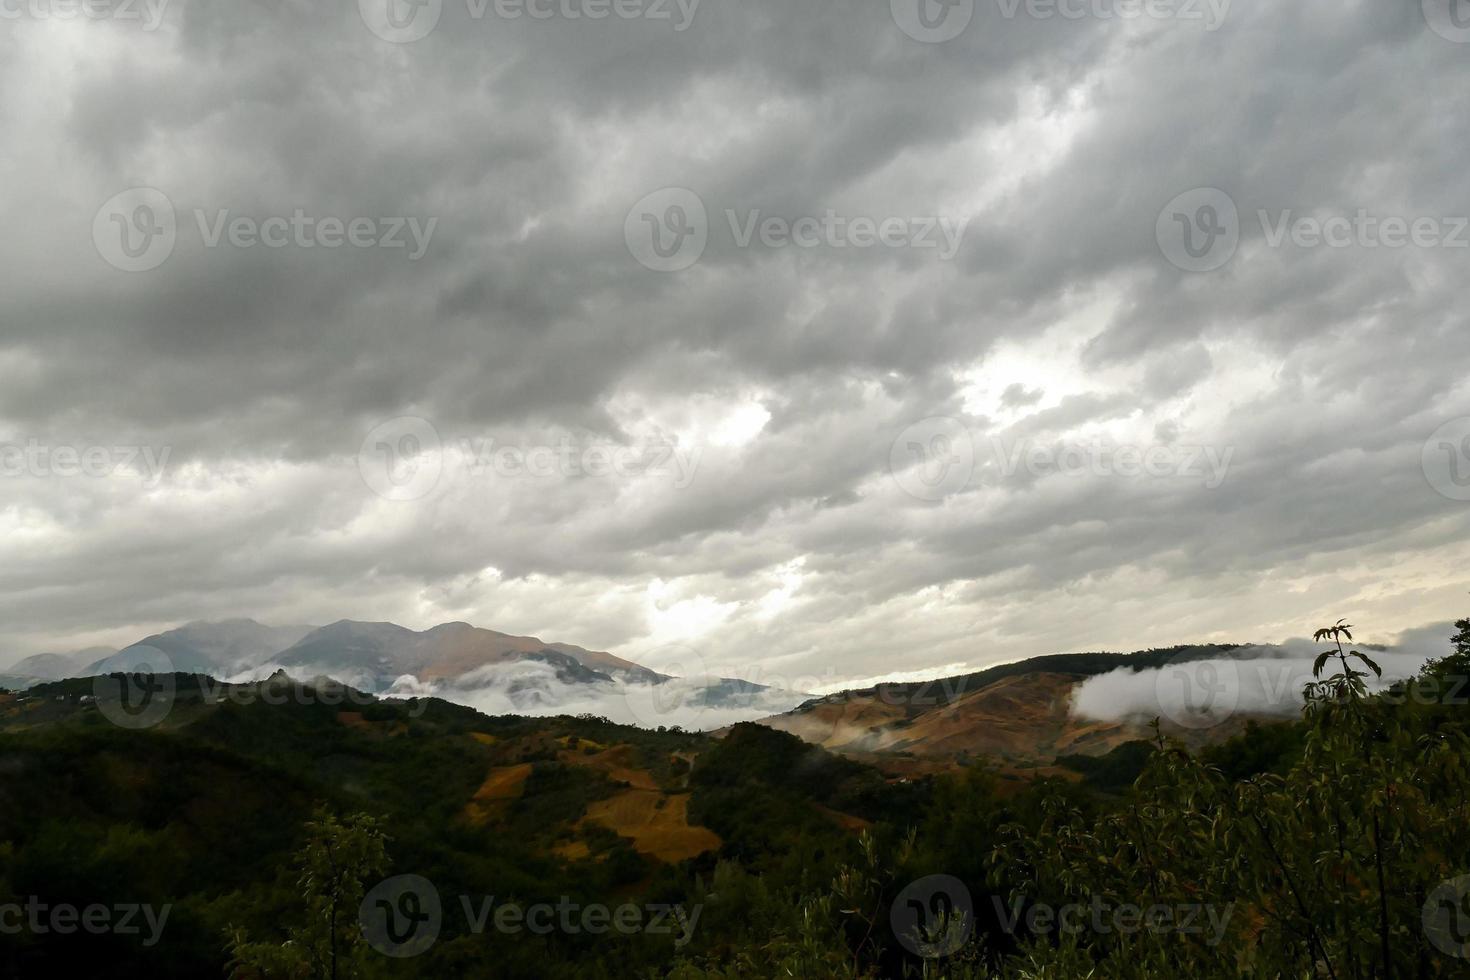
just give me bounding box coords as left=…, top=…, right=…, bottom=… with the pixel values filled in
left=2, top=1, right=1469, bottom=688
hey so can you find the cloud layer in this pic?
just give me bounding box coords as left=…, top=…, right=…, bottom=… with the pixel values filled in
left=1071, top=623, right=1461, bottom=725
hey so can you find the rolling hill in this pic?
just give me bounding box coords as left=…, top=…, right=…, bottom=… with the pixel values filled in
left=753, top=645, right=1269, bottom=772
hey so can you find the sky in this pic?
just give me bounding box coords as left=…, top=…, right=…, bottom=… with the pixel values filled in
left=2, top=0, right=1469, bottom=689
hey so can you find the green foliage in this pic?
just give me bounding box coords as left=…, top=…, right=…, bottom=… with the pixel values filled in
left=983, top=619, right=1470, bottom=978
left=6, top=623, right=1469, bottom=978
left=227, top=810, right=390, bottom=980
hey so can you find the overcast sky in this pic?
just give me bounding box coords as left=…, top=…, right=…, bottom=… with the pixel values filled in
left=2, top=0, right=1468, bottom=685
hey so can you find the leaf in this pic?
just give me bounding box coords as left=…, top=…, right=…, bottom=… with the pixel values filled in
left=1313, top=652, right=1334, bottom=678
left=1353, top=653, right=1382, bottom=678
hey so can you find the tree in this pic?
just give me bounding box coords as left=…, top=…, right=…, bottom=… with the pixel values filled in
left=228, top=809, right=390, bottom=980
left=979, top=619, right=1470, bottom=978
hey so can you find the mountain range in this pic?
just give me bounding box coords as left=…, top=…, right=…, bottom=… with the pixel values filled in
left=0, top=619, right=788, bottom=724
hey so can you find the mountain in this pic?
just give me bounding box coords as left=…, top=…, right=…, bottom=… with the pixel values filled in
left=81, top=619, right=316, bottom=677
left=753, top=645, right=1270, bottom=773
left=270, top=620, right=669, bottom=691
left=5, top=647, right=116, bottom=682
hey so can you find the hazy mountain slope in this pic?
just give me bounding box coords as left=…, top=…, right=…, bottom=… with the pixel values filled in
left=756, top=646, right=1270, bottom=769
left=6, top=647, right=116, bottom=681
left=272, top=620, right=669, bottom=689
left=82, top=620, right=316, bottom=677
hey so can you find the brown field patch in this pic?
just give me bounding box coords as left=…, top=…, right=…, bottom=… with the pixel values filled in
left=582, top=791, right=720, bottom=864
left=462, top=763, right=534, bottom=825
left=558, top=744, right=659, bottom=791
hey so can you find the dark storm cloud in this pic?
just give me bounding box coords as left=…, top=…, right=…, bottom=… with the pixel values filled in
left=1, top=0, right=1468, bottom=681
